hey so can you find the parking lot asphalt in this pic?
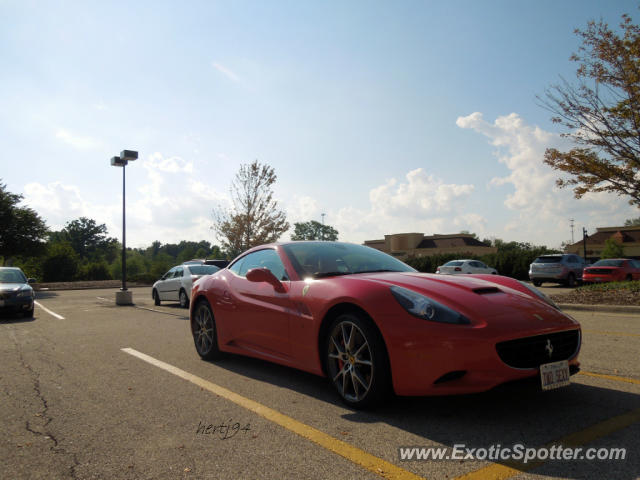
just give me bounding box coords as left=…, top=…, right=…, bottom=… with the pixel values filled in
left=1, top=287, right=638, bottom=480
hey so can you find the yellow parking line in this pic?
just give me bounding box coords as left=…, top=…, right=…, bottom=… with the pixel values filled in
left=582, top=329, right=640, bottom=338
left=121, top=348, right=423, bottom=480
left=579, top=371, right=640, bottom=385
left=455, top=407, right=640, bottom=480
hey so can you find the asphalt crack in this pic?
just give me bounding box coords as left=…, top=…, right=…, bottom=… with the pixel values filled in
left=9, top=329, right=79, bottom=478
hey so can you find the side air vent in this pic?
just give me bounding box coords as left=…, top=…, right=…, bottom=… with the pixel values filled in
left=473, top=287, right=501, bottom=295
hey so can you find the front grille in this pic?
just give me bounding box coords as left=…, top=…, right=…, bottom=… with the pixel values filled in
left=496, top=330, right=580, bottom=369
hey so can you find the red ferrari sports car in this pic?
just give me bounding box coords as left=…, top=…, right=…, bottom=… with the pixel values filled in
left=582, top=258, right=640, bottom=283
left=190, top=242, right=581, bottom=407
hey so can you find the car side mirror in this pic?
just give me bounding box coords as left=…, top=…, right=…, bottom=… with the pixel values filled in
left=246, top=268, right=286, bottom=293
left=27, top=278, right=36, bottom=284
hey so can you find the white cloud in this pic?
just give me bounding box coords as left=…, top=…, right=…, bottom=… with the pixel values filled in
left=212, top=62, right=240, bottom=82
left=22, top=153, right=228, bottom=247
left=55, top=128, right=102, bottom=150
left=456, top=112, right=637, bottom=245
left=281, top=168, right=481, bottom=243
left=369, top=168, right=474, bottom=216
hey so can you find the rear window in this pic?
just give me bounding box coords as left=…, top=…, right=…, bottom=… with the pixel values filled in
left=533, top=256, right=562, bottom=264
left=444, top=261, right=464, bottom=266
left=188, top=265, right=220, bottom=275
left=592, top=260, right=624, bottom=267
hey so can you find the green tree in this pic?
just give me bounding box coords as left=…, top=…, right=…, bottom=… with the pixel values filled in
left=291, top=220, right=339, bottom=241
left=624, top=217, right=640, bottom=226
left=600, top=238, right=625, bottom=258
left=0, top=180, right=49, bottom=263
left=212, top=161, right=289, bottom=258
left=61, top=217, right=117, bottom=259
left=541, top=13, right=640, bottom=207
left=42, top=242, right=79, bottom=282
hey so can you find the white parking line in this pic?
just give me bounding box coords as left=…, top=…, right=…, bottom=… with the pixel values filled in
left=34, top=301, right=65, bottom=320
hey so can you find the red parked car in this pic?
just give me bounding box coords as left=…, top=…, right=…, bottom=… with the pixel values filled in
left=582, top=258, right=640, bottom=284
left=190, top=242, right=581, bottom=408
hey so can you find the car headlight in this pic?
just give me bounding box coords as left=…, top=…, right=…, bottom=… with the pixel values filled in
left=17, top=288, right=33, bottom=298
left=518, top=281, right=559, bottom=309
left=390, top=286, right=470, bottom=325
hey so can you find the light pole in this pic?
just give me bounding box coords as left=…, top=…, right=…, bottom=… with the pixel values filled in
left=111, top=149, right=138, bottom=305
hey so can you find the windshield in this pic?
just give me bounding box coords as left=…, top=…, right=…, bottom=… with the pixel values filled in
left=592, top=260, right=624, bottom=267
left=0, top=269, right=27, bottom=283
left=534, top=256, right=562, bottom=264
left=282, top=242, right=415, bottom=279
left=188, top=265, right=219, bottom=275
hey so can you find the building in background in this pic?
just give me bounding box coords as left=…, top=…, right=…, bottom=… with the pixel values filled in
left=566, top=226, right=640, bottom=260
left=364, top=232, right=496, bottom=260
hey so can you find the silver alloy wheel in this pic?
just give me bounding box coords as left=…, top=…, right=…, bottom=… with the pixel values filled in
left=327, top=320, right=374, bottom=403
left=193, top=304, right=214, bottom=355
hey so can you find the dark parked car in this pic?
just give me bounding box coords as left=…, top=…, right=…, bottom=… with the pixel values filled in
left=0, top=267, right=36, bottom=317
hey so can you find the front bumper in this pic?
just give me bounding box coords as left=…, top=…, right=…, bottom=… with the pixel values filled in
left=379, top=311, right=581, bottom=396
left=0, top=295, right=34, bottom=314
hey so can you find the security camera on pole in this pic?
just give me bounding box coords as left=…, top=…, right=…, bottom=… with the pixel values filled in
left=111, top=150, right=138, bottom=305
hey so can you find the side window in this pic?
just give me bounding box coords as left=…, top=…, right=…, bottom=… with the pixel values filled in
left=175, top=267, right=184, bottom=278
left=165, top=268, right=176, bottom=279
left=238, top=249, right=289, bottom=280
left=228, top=257, right=245, bottom=275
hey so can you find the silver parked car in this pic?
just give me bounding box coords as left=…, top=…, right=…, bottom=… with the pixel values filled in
left=529, top=254, right=585, bottom=287
left=152, top=264, right=220, bottom=308
left=0, top=267, right=36, bottom=317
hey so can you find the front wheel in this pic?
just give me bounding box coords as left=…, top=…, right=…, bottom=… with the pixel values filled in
left=325, top=313, right=390, bottom=408
left=533, top=280, right=542, bottom=287
left=179, top=289, right=189, bottom=309
left=191, top=301, right=221, bottom=360
left=153, top=289, right=161, bottom=306
left=566, top=273, right=576, bottom=288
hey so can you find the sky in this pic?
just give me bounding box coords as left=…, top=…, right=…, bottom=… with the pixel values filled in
left=1, top=0, right=639, bottom=250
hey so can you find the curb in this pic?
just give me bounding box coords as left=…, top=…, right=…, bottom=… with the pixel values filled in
left=559, top=303, right=640, bottom=314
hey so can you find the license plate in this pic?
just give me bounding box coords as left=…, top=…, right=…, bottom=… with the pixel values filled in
left=540, top=360, right=570, bottom=390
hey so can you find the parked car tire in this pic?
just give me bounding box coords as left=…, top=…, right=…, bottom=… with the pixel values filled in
left=533, top=280, right=542, bottom=287
left=153, top=289, right=161, bottom=306
left=324, top=312, right=391, bottom=409
left=191, top=300, right=221, bottom=360
left=179, top=289, right=189, bottom=309
left=566, top=273, right=576, bottom=288
left=24, top=307, right=34, bottom=318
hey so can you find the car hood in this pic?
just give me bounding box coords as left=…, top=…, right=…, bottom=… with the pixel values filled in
left=0, top=283, right=30, bottom=291
left=339, top=271, right=577, bottom=328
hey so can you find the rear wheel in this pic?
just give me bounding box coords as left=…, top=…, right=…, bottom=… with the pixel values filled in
left=152, top=289, right=161, bottom=306
left=179, top=289, right=189, bottom=309
left=566, top=273, right=576, bottom=287
left=533, top=280, right=542, bottom=287
left=192, top=301, right=221, bottom=360
left=325, top=312, right=390, bottom=408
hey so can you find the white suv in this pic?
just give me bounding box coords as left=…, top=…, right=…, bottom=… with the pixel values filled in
left=529, top=254, right=585, bottom=287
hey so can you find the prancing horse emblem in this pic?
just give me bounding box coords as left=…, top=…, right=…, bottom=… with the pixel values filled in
left=545, top=339, right=554, bottom=358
